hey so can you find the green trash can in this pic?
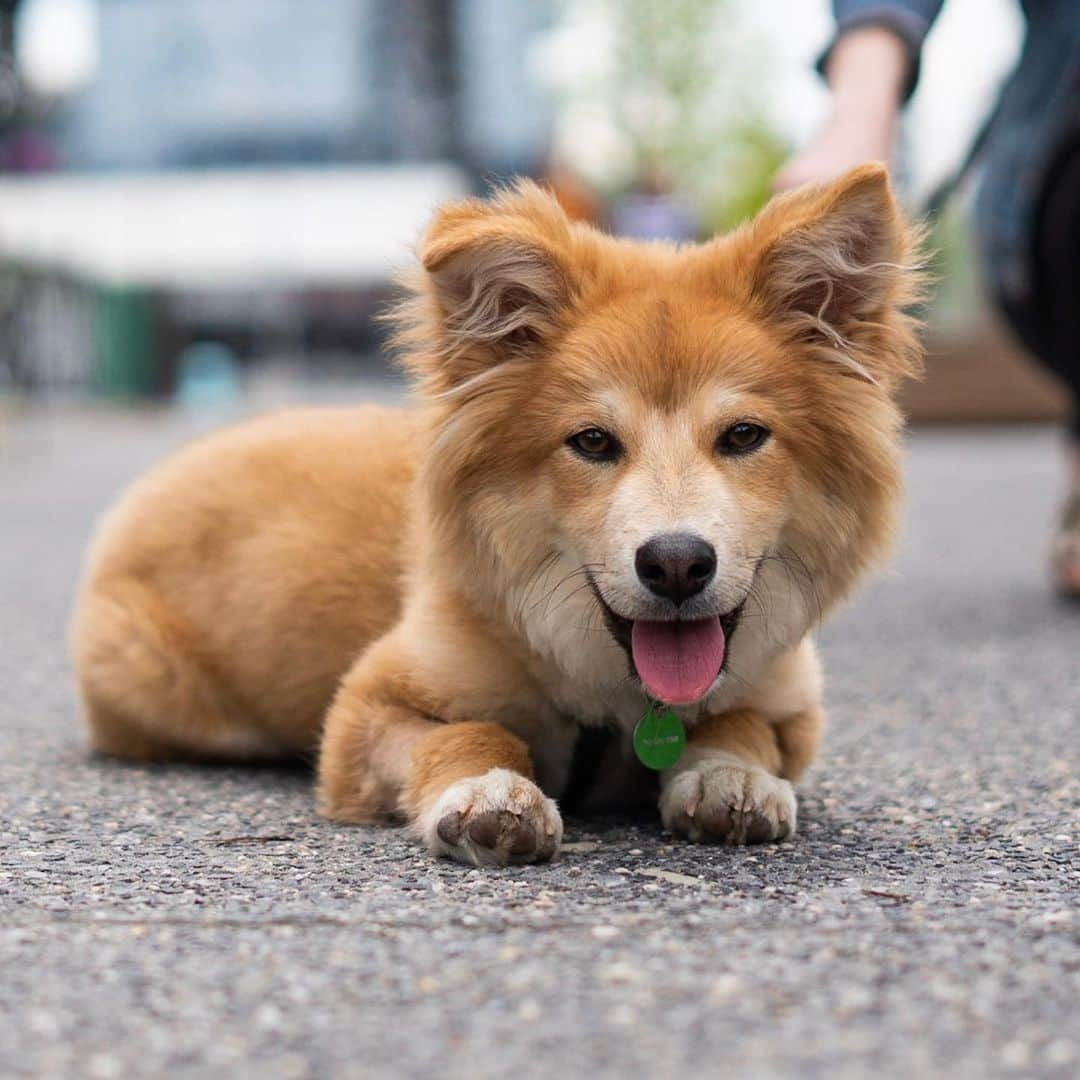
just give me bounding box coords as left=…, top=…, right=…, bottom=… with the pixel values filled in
left=91, top=283, right=164, bottom=398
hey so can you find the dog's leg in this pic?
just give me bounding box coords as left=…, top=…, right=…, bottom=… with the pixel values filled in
left=73, top=579, right=283, bottom=762
left=405, top=723, right=563, bottom=866
left=659, top=708, right=821, bottom=845
left=317, top=657, right=562, bottom=867
left=774, top=706, right=824, bottom=783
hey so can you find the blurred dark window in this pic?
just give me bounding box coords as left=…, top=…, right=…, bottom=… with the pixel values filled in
left=61, top=0, right=463, bottom=170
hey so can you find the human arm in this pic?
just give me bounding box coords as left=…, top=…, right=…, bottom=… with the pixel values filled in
left=773, top=1, right=945, bottom=191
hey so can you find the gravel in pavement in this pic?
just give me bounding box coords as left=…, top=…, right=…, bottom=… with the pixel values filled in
left=0, top=396, right=1076, bottom=1079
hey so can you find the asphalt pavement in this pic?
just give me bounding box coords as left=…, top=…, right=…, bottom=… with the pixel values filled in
left=1, top=378, right=1076, bottom=1080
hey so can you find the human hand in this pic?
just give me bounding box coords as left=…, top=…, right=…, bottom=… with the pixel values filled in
left=773, top=110, right=894, bottom=192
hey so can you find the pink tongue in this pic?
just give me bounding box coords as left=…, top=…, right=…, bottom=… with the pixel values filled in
left=631, top=618, right=726, bottom=705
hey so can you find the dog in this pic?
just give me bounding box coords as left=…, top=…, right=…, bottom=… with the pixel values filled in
left=71, top=164, right=925, bottom=866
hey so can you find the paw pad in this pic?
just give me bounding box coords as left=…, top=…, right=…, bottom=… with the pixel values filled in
left=423, top=769, right=562, bottom=866
left=661, top=756, right=796, bottom=846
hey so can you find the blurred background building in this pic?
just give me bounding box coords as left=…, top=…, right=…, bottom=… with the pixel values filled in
left=0, top=0, right=1069, bottom=422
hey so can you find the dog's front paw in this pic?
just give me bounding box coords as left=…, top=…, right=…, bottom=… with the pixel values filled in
left=419, top=768, right=562, bottom=867
left=660, top=753, right=796, bottom=845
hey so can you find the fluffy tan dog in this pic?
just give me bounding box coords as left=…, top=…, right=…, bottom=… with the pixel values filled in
left=71, top=165, right=925, bottom=866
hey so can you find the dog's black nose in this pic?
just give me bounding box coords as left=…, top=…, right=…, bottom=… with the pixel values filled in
left=635, top=533, right=717, bottom=604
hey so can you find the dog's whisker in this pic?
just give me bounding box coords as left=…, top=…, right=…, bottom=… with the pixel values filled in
left=531, top=561, right=610, bottom=620
left=511, top=550, right=561, bottom=628
left=765, top=545, right=826, bottom=628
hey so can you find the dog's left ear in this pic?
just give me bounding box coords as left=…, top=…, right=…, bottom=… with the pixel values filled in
left=742, top=163, right=925, bottom=382
left=407, top=181, right=576, bottom=388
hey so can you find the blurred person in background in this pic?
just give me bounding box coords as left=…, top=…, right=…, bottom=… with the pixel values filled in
left=776, top=0, right=1080, bottom=599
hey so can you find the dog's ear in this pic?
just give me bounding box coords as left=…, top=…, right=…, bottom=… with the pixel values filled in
left=741, top=164, right=926, bottom=383
left=401, top=181, right=576, bottom=390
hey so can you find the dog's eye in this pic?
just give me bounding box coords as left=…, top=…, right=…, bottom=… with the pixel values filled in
left=717, top=422, right=770, bottom=455
left=568, top=427, right=620, bottom=461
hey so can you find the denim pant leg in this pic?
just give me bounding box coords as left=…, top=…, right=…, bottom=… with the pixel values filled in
left=972, top=14, right=1080, bottom=429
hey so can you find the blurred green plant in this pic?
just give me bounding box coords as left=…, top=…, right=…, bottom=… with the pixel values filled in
left=612, top=0, right=785, bottom=233
left=923, top=200, right=976, bottom=325
left=544, top=0, right=787, bottom=236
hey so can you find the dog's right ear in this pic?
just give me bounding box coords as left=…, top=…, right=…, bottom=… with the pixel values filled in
left=397, top=181, right=576, bottom=390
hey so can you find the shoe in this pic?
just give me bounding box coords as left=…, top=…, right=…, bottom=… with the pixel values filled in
left=1051, top=488, right=1080, bottom=599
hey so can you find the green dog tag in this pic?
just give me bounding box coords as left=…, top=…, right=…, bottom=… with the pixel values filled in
left=633, top=702, right=686, bottom=770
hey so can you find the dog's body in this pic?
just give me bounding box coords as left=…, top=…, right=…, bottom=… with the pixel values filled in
left=72, top=166, right=924, bottom=865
